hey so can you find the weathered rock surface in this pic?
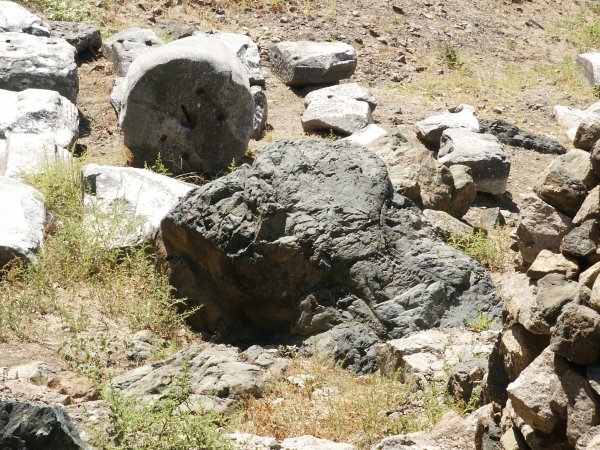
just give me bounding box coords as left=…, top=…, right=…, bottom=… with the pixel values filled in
left=120, top=35, right=254, bottom=175
left=251, top=85, right=268, bottom=140
left=577, top=425, right=600, bottom=450
left=577, top=52, right=600, bottom=86
left=513, top=194, right=573, bottom=266
left=592, top=140, right=600, bottom=179
left=5, top=362, right=56, bottom=385
left=0, top=32, right=78, bottom=103
left=534, top=149, right=597, bottom=217
left=342, top=124, right=388, bottom=147
left=161, top=140, right=499, bottom=372
left=302, top=95, right=372, bottom=135
left=415, top=104, right=479, bottom=147
left=102, top=27, right=163, bottom=77
left=574, top=185, right=600, bottom=225
left=561, top=368, right=600, bottom=447
left=0, top=400, right=88, bottom=450
left=561, top=219, right=599, bottom=259
left=526, top=249, right=579, bottom=280
left=550, top=302, right=600, bottom=365
left=113, top=343, right=285, bottom=414
left=0, top=1, right=50, bottom=36
left=0, top=88, right=78, bottom=178
left=423, top=209, right=473, bottom=238
left=479, top=119, right=566, bottom=155
left=82, top=164, right=195, bottom=247
left=0, top=178, right=45, bottom=267
left=463, top=206, right=505, bottom=231
left=575, top=114, right=600, bottom=151
left=304, top=83, right=377, bottom=111
left=500, top=323, right=550, bottom=381
left=438, top=128, right=511, bottom=196
left=50, top=21, right=101, bottom=53
left=447, top=164, right=478, bottom=218
left=270, top=41, right=357, bottom=86
left=227, top=434, right=356, bottom=450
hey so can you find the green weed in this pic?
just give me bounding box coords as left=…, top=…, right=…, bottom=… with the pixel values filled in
left=441, top=45, right=463, bottom=70
left=445, top=228, right=513, bottom=272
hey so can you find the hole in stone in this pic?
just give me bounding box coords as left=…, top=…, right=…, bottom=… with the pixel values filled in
left=216, top=113, right=226, bottom=123
left=145, top=40, right=154, bottom=46
left=160, top=134, right=167, bottom=142
left=196, top=88, right=204, bottom=96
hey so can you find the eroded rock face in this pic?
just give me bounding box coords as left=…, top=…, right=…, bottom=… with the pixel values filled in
left=120, top=35, right=254, bottom=175
left=50, top=21, right=102, bottom=54
left=102, top=27, right=164, bottom=77
left=0, top=1, right=50, bottom=36
left=0, top=32, right=78, bottom=103
left=415, top=104, right=479, bottom=147
left=161, top=140, right=499, bottom=372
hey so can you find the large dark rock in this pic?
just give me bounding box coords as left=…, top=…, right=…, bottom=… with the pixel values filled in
left=161, top=140, right=499, bottom=372
left=0, top=401, right=87, bottom=450
left=479, top=119, right=566, bottom=155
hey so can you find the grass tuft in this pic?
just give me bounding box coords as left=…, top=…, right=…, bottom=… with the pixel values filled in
left=444, top=227, right=513, bottom=272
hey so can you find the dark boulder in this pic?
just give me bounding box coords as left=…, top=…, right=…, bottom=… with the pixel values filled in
left=161, top=140, right=499, bottom=372
left=479, top=119, right=566, bottom=155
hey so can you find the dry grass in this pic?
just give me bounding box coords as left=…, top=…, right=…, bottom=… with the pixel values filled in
left=229, top=356, right=460, bottom=449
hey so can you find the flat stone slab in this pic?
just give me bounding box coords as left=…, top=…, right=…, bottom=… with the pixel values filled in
left=102, top=27, right=163, bottom=77
left=0, top=32, right=78, bottom=103
left=302, top=95, right=372, bottom=135
left=415, top=104, right=479, bottom=147
left=438, top=128, right=510, bottom=196
left=82, top=164, right=195, bottom=247
left=270, top=41, right=357, bottom=86
left=51, top=21, right=102, bottom=53
left=0, top=1, right=50, bottom=36
left=342, top=124, right=388, bottom=147
left=0, top=177, right=45, bottom=267
left=577, top=52, right=600, bottom=86
left=0, top=88, right=78, bottom=178
left=304, top=83, right=377, bottom=110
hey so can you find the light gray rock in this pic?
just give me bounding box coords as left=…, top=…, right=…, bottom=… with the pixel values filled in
left=535, top=149, right=597, bottom=216
left=342, top=124, right=388, bottom=147
left=0, top=32, right=78, bottom=103
left=82, top=164, right=195, bottom=247
left=580, top=261, right=600, bottom=289
left=109, top=76, right=125, bottom=115
left=550, top=302, right=600, bottom=365
left=6, top=361, right=56, bottom=385
left=50, top=21, right=101, bottom=53
left=112, top=343, right=281, bottom=414
left=302, top=95, right=372, bottom=135
left=161, top=140, right=499, bottom=373
left=270, top=41, right=357, bottom=86
left=0, top=1, right=50, bottom=36
left=574, top=185, right=600, bottom=225
left=463, top=206, right=505, bottom=232
left=575, top=114, right=600, bottom=151
left=304, top=83, right=377, bottom=111
left=577, top=52, right=600, bottom=86
left=577, top=425, right=600, bottom=450
left=0, top=89, right=78, bottom=177
left=526, top=249, right=579, bottom=280
left=415, top=104, right=479, bottom=147
left=514, top=194, right=573, bottom=266
left=204, top=32, right=264, bottom=87
left=0, top=178, right=45, bottom=267
left=123, top=330, right=165, bottom=362
left=422, top=209, right=473, bottom=238
left=507, top=348, right=568, bottom=435
left=500, top=323, right=550, bottom=382
left=227, top=433, right=278, bottom=450
left=554, top=105, right=588, bottom=129
left=120, top=35, right=254, bottom=175
left=438, top=128, right=510, bottom=196
left=250, top=86, right=268, bottom=140
left=102, top=27, right=163, bottom=77
left=280, top=436, right=356, bottom=450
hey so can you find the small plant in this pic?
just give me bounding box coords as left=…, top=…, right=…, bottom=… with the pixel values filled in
left=21, top=0, right=94, bottom=22
left=326, top=129, right=340, bottom=141
left=463, top=308, right=499, bottom=332
left=89, top=363, right=233, bottom=450
left=59, top=334, right=116, bottom=382
left=441, top=44, right=463, bottom=70
left=144, top=152, right=172, bottom=177
left=594, top=84, right=600, bottom=99
left=227, top=158, right=238, bottom=173
left=444, top=228, right=513, bottom=272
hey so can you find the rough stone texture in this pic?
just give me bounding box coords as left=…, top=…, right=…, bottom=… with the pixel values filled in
left=109, top=77, right=125, bottom=115
left=0, top=32, right=78, bottom=103
left=581, top=261, right=600, bottom=289
left=112, top=343, right=284, bottom=414
left=342, top=124, right=388, bottom=147
left=82, top=164, right=195, bottom=247
left=500, top=323, right=550, bottom=382
left=0, top=1, right=50, bottom=36
left=575, top=114, right=600, bottom=151
left=270, top=41, right=357, bottom=86
left=464, top=206, right=505, bottom=232
left=514, top=194, right=574, bottom=266
left=227, top=433, right=278, bottom=450
left=415, top=104, right=480, bottom=147
left=280, top=435, right=356, bottom=450
left=102, top=27, right=163, bottom=77
left=526, top=249, right=579, bottom=280
left=577, top=426, right=600, bottom=450
left=574, top=185, right=600, bottom=226
left=447, top=164, right=477, bottom=219
left=0, top=89, right=78, bottom=178
left=555, top=105, right=589, bottom=129
left=50, top=21, right=101, bottom=53
left=0, top=178, right=45, bottom=267
left=592, top=140, right=600, bottom=179
left=377, top=328, right=497, bottom=383
left=203, top=32, right=265, bottom=87
left=439, top=128, right=510, bottom=196
left=535, top=149, right=598, bottom=217
left=577, top=52, right=600, bottom=86
left=251, top=85, right=268, bottom=140
left=161, top=140, right=499, bottom=372
left=304, top=83, right=377, bottom=111
left=120, top=35, right=254, bottom=175
left=479, top=119, right=566, bottom=155
left=488, top=331, right=511, bottom=409
left=550, top=302, right=600, bottom=365
left=507, top=348, right=569, bottom=435
left=562, top=219, right=599, bottom=259
left=0, top=400, right=88, bottom=450
left=590, top=275, right=600, bottom=313
left=6, top=362, right=56, bottom=385
left=47, top=372, right=97, bottom=403
left=123, top=329, right=165, bottom=362
left=447, top=358, right=488, bottom=405
left=302, top=95, right=372, bottom=135
left=562, top=368, right=600, bottom=447
left=423, top=209, right=473, bottom=238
